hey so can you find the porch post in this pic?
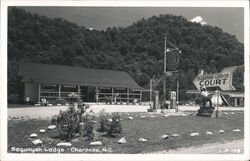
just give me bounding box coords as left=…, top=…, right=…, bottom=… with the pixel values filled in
left=87, top=87, right=89, bottom=102
left=38, top=83, right=41, bottom=103
left=96, top=87, right=99, bottom=102
left=78, top=85, right=80, bottom=102
left=127, top=88, right=129, bottom=103
left=140, top=90, right=142, bottom=103
left=58, top=84, right=61, bottom=99
left=111, top=87, right=114, bottom=102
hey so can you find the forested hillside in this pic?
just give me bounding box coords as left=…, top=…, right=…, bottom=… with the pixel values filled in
left=8, top=7, right=244, bottom=103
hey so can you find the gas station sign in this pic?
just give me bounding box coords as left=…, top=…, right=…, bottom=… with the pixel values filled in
left=166, top=50, right=180, bottom=72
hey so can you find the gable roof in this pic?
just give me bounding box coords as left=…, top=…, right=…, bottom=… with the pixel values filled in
left=18, top=62, right=142, bottom=89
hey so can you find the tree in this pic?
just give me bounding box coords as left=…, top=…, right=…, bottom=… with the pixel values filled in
left=8, top=7, right=244, bottom=103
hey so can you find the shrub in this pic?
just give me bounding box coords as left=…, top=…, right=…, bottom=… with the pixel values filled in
left=53, top=102, right=90, bottom=140
left=56, top=108, right=80, bottom=140
left=98, top=111, right=122, bottom=137
left=8, top=94, right=20, bottom=104
left=81, top=114, right=95, bottom=140
left=106, top=113, right=122, bottom=137
left=98, top=109, right=109, bottom=132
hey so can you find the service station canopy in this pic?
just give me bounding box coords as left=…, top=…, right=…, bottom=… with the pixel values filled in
left=193, top=66, right=237, bottom=91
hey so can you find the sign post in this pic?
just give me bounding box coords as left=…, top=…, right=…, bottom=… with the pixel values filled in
left=150, top=79, right=153, bottom=109
left=193, top=66, right=237, bottom=117
left=176, top=80, right=179, bottom=110
left=163, top=36, right=181, bottom=108
left=216, top=89, right=221, bottom=117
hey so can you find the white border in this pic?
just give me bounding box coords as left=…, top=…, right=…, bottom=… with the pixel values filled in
left=1, top=0, right=249, bottom=161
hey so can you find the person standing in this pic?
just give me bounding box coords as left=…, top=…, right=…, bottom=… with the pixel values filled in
left=200, top=87, right=211, bottom=108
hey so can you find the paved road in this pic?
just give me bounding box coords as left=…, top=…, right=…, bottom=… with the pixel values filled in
left=7, top=104, right=243, bottom=119
left=8, top=104, right=149, bottom=119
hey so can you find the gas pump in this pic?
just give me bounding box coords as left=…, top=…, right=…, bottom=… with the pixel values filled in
left=170, top=91, right=176, bottom=109
left=153, top=91, right=159, bottom=109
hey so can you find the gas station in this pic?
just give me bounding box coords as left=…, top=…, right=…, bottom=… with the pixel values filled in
left=148, top=37, right=242, bottom=117
left=148, top=37, right=181, bottom=112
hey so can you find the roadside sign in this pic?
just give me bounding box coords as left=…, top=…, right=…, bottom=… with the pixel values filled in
left=193, top=66, right=237, bottom=91
left=166, top=50, right=180, bottom=72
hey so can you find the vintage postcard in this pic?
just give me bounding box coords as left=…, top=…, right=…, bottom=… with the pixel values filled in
left=0, top=0, right=249, bottom=161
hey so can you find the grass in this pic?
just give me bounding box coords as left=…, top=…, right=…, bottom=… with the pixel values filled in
left=8, top=111, right=244, bottom=153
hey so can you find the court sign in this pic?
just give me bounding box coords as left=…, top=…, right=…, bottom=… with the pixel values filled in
left=193, top=66, right=237, bottom=91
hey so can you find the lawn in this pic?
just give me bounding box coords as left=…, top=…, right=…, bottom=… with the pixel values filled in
left=8, top=111, right=244, bottom=153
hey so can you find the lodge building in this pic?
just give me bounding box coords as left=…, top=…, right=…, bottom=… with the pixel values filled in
left=18, top=62, right=143, bottom=104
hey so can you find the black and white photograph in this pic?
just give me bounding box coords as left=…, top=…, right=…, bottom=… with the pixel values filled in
left=0, top=0, right=249, bottom=161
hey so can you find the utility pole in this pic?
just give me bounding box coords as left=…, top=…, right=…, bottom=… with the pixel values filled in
left=163, top=36, right=167, bottom=105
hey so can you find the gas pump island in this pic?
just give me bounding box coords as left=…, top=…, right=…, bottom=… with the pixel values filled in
left=150, top=37, right=181, bottom=112
left=162, top=37, right=181, bottom=111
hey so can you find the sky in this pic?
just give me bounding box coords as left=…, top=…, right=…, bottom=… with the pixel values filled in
left=21, top=7, right=244, bottom=43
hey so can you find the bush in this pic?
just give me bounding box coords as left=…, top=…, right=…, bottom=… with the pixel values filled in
left=106, top=113, right=122, bottom=137
left=98, top=109, right=109, bottom=132
left=98, top=111, right=122, bottom=137
left=53, top=102, right=90, bottom=140
left=81, top=114, right=95, bottom=140
left=8, top=93, right=20, bottom=104
left=55, top=108, right=80, bottom=140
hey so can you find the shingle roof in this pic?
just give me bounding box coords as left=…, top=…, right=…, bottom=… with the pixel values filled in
left=18, top=62, right=142, bottom=89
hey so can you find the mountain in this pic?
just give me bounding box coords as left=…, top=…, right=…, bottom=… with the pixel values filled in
left=7, top=7, right=244, bottom=103
left=190, top=16, right=207, bottom=25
